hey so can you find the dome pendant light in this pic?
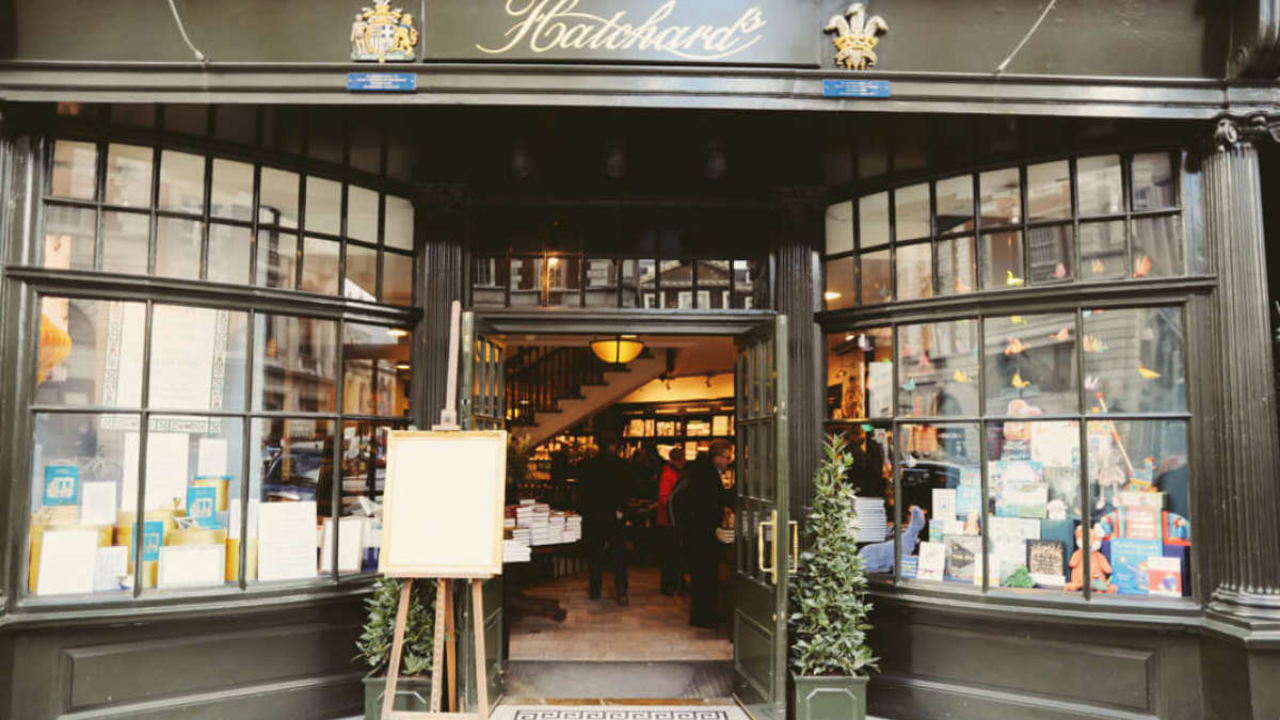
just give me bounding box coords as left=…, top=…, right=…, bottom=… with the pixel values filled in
left=590, top=335, right=645, bottom=364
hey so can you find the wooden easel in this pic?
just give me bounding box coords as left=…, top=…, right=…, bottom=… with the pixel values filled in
left=380, top=576, right=491, bottom=720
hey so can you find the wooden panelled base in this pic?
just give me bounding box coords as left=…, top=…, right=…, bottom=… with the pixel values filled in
left=382, top=578, right=491, bottom=720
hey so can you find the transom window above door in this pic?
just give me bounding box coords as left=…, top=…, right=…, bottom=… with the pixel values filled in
left=468, top=209, right=771, bottom=310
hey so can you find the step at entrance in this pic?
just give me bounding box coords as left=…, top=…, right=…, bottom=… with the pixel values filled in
left=503, top=661, right=733, bottom=701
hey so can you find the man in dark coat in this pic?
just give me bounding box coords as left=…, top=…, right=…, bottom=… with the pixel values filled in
left=686, top=438, right=734, bottom=628
left=578, top=432, right=631, bottom=605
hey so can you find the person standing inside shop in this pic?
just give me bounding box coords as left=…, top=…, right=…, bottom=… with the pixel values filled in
left=579, top=431, right=630, bottom=605
left=687, top=439, right=733, bottom=628
left=656, top=447, right=687, bottom=596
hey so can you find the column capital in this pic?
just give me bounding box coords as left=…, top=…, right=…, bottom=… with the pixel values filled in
left=1212, top=111, right=1280, bottom=149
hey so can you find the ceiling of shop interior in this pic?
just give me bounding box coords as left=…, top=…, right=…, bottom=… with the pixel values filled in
left=500, top=334, right=734, bottom=377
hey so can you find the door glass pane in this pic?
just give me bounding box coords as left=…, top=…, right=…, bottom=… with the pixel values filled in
left=472, top=256, right=506, bottom=308
left=1083, top=307, right=1185, bottom=414
left=1027, top=225, right=1073, bottom=284
left=347, top=186, right=379, bottom=243
left=345, top=243, right=378, bottom=301
left=584, top=258, right=617, bottom=308
left=249, top=418, right=334, bottom=583
left=51, top=140, right=97, bottom=200
left=100, top=211, right=150, bottom=276
left=898, top=422, right=981, bottom=585
left=1078, top=155, right=1123, bottom=216
left=895, top=184, right=930, bottom=242
left=260, top=168, right=299, bottom=228
left=305, top=177, right=342, bottom=236
left=28, top=412, right=137, bottom=597
left=898, top=319, right=979, bottom=417
left=546, top=256, right=582, bottom=307
left=1132, top=153, right=1176, bottom=211
left=510, top=257, right=542, bottom=308
left=1132, top=216, right=1183, bottom=278
left=896, top=242, right=932, bottom=301
left=824, top=257, right=855, bottom=311
left=986, top=420, right=1081, bottom=594
left=44, top=205, right=96, bottom=271
left=979, top=168, right=1021, bottom=227
left=384, top=195, right=414, bottom=251
left=1086, top=420, right=1189, bottom=598
left=155, top=217, right=202, bottom=280
left=859, top=192, right=890, bottom=248
left=343, top=323, right=412, bottom=417
left=210, top=159, right=254, bottom=222
left=1027, top=161, right=1071, bottom=220
left=301, top=237, right=340, bottom=295
left=825, top=201, right=853, bottom=255
left=981, top=231, right=1024, bottom=289
left=105, top=144, right=153, bottom=208
left=935, top=175, right=974, bottom=235
left=382, top=251, right=413, bottom=307
left=826, top=327, right=893, bottom=419
left=984, top=313, right=1078, bottom=415
left=207, top=223, right=251, bottom=285
left=254, top=314, right=338, bottom=413
left=148, top=305, right=249, bottom=412
left=860, top=250, right=891, bottom=305
left=1079, top=221, right=1126, bottom=281
left=256, top=230, right=297, bottom=290
left=936, top=236, right=975, bottom=295
left=159, top=151, right=205, bottom=214
left=35, top=297, right=145, bottom=408
left=139, top=416, right=244, bottom=593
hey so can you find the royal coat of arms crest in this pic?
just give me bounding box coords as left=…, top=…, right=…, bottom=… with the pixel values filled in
left=824, top=3, right=888, bottom=71
left=351, top=0, right=418, bottom=63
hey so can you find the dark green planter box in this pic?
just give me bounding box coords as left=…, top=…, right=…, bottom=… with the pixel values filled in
left=363, top=672, right=433, bottom=719
left=792, top=673, right=869, bottom=720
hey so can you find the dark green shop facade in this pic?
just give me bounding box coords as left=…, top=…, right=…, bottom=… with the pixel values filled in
left=2, top=1, right=1280, bottom=719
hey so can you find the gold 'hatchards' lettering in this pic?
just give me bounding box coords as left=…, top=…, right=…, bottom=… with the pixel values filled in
left=476, top=0, right=767, bottom=61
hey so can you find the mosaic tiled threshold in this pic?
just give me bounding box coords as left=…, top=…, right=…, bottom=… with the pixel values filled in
left=492, top=706, right=746, bottom=720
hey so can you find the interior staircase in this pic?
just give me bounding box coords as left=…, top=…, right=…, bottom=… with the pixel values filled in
left=507, top=345, right=667, bottom=448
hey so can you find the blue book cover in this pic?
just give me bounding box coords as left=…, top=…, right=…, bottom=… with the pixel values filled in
left=135, top=521, right=165, bottom=563
left=43, top=465, right=80, bottom=506
left=1110, top=538, right=1162, bottom=595
left=186, top=486, right=221, bottom=528
left=956, top=485, right=982, bottom=516
left=900, top=556, right=919, bottom=580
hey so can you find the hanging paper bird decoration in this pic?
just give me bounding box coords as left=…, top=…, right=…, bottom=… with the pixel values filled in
left=1137, top=363, right=1161, bottom=379
left=1010, top=315, right=1027, bottom=325
left=1085, top=375, right=1100, bottom=390
left=1050, top=327, right=1071, bottom=342
left=1083, top=334, right=1108, bottom=353
left=1133, top=255, right=1153, bottom=278
left=1012, top=372, right=1031, bottom=389
left=953, top=369, right=973, bottom=383
left=955, top=278, right=971, bottom=293
left=1091, top=258, right=1106, bottom=274
left=918, top=351, right=933, bottom=368
left=1053, top=263, right=1068, bottom=279
left=902, top=378, right=917, bottom=392
left=1005, top=337, right=1027, bottom=355
left=1006, top=270, right=1024, bottom=287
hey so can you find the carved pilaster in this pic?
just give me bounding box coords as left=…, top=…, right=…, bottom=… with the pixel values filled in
left=1200, top=114, right=1280, bottom=625
left=415, top=183, right=469, bottom=428
left=771, top=186, right=825, bottom=520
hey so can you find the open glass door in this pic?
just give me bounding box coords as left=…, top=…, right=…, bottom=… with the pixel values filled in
left=457, top=310, right=505, bottom=709
left=733, top=315, right=789, bottom=720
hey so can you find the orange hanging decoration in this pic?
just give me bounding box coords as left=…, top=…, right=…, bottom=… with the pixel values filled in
left=38, top=314, right=72, bottom=384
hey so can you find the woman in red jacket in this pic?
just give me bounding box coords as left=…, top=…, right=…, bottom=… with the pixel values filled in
left=656, top=447, right=687, bottom=596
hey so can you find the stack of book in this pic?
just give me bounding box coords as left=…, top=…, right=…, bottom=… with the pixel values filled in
left=564, top=513, right=583, bottom=542
left=852, top=497, right=888, bottom=543
left=503, top=538, right=531, bottom=563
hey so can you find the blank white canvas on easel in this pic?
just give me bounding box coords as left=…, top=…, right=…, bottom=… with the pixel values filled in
left=380, top=430, right=507, bottom=579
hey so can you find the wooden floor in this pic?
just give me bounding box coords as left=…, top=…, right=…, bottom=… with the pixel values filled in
left=509, top=567, right=733, bottom=662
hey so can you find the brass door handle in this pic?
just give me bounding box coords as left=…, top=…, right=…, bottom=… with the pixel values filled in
left=788, top=520, right=799, bottom=575
left=757, top=510, right=779, bottom=584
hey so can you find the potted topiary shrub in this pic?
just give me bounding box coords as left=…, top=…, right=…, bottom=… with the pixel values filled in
left=790, top=434, right=878, bottom=720
left=358, top=576, right=437, bottom=719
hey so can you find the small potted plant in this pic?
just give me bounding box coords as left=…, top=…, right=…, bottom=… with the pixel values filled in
left=790, top=434, right=878, bottom=720
left=358, top=576, right=437, bottom=719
